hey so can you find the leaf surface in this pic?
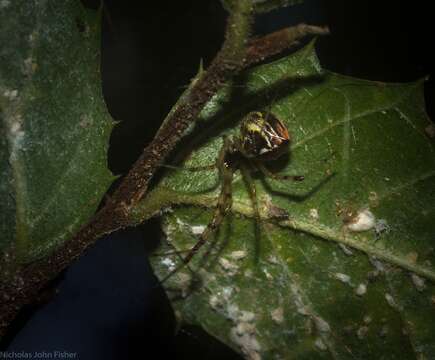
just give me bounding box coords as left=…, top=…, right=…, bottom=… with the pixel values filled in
left=148, top=42, right=435, bottom=359
left=0, top=0, right=114, bottom=263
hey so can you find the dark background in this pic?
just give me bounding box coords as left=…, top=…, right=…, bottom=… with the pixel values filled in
left=2, top=0, right=433, bottom=359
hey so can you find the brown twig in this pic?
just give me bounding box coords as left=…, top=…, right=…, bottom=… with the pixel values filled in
left=245, top=23, right=329, bottom=66
left=0, top=17, right=328, bottom=338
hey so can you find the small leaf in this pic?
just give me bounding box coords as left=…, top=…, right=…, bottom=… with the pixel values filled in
left=0, top=0, right=114, bottom=264
left=149, top=42, right=435, bottom=358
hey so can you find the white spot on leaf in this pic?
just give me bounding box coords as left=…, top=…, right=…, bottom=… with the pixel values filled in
left=222, top=286, right=234, bottom=301
left=309, top=208, right=319, bottom=220
left=357, top=326, right=369, bottom=340
left=230, top=250, right=247, bottom=260
left=385, top=293, right=401, bottom=310
left=175, top=272, right=192, bottom=298
left=23, top=57, right=37, bottom=76
left=369, top=257, right=385, bottom=273
left=346, top=209, right=376, bottom=232
left=219, top=258, right=239, bottom=275
left=313, top=315, right=331, bottom=333
left=3, top=89, right=18, bottom=100
left=161, top=257, right=175, bottom=271
left=262, top=267, right=273, bottom=280
left=239, top=311, right=256, bottom=323
left=368, top=191, right=379, bottom=206
left=10, top=121, right=22, bottom=134
left=333, top=273, right=351, bottom=285
left=0, top=0, right=10, bottom=9
left=271, top=307, right=284, bottom=324
left=314, top=337, right=327, bottom=351
left=411, top=273, right=426, bottom=292
left=230, top=326, right=261, bottom=360
left=355, top=283, right=367, bottom=296
left=209, top=295, right=221, bottom=310
left=363, top=315, right=372, bottom=324
left=339, top=244, right=354, bottom=256
left=191, top=225, right=206, bottom=235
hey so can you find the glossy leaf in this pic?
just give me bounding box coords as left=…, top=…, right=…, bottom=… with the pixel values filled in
left=0, top=0, right=114, bottom=263
left=149, top=42, right=435, bottom=359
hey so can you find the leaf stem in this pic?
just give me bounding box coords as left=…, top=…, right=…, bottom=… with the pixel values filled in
left=245, top=24, right=329, bottom=66
left=132, top=187, right=435, bottom=282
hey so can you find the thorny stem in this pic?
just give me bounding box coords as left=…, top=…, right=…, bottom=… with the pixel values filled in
left=0, top=0, right=328, bottom=338
left=111, top=0, right=254, bottom=209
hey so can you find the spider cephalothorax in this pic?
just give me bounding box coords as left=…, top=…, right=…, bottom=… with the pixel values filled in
left=239, top=111, right=290, bottom=160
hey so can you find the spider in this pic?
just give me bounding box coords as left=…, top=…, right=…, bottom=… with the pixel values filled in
left=159, top=110, right=304, bottom=283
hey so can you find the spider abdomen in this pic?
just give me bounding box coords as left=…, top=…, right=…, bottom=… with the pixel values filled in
left=239, top=111, right=290, bottom=160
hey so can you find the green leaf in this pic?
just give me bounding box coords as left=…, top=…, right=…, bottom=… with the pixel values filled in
left=0, top=0, right=114, bottom=264
left=148, top=42, right=435, bottom=359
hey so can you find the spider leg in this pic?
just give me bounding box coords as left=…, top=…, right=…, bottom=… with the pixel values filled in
left=151, top=248, right=193, bottom=257
left=159, top=137, right=234, bottom=284
left=256, top=161, right=304, bottom=181
left=240, top=161, right=262, bottom=262
left=160, top=244, right=199, bottom=284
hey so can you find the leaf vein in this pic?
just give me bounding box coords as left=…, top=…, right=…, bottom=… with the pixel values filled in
left=292, top=84, right=419, bottom=150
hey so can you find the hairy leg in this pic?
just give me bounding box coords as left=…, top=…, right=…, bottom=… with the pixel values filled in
left=240, top=162, right=260, bottom=219
left=240, top=161, right=263, bottom=261
left=159, top=137, right=234, bottom=284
